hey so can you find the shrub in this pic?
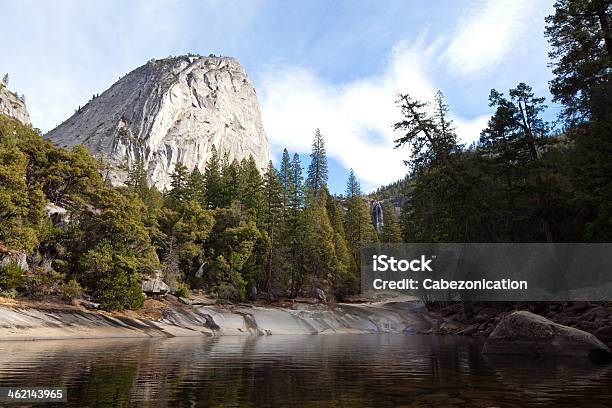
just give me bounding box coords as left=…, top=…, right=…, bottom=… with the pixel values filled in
left=79, top=241, right=146, bottom=311
left=174, top=283, right=190, bottom=299
left=94, top=271, right=145, bottom=311
left=0, top=289, right=17, bottom=299
left=0, top=262, right=25, bottom=290
left=60, top=279, right=84, bottom=302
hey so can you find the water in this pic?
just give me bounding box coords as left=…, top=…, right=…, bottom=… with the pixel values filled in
left=0, top=334, right=611, bottom=407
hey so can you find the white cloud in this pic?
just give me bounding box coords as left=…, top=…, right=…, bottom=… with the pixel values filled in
left=443, top=0, right=548, bottom=76
left=258, top=0, right=553, bottom=190
left=259, top=39, right=487, bottom=191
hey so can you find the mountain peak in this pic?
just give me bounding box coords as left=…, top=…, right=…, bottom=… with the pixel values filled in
left=45, top=54, right=269, bottom=189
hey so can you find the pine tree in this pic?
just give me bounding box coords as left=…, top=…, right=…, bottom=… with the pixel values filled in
left=169, top=162, right=189, bottom=203
left=220, top=159, right=241, bottom=207
left=545, top=0, right=612, bottom=123
left=344, top=195, right=378, bottom=268
left=433, top=91, right=458, bottom=150
left=240, top=156, right=265, bottom=218
left=279, top=148, right=293, bottom=201
left=346, top=168, right=361, bottom=197
left=187, top=167, right=206, bottom=204
left=1, top=73, right=8, bottom=86
left=479, top=83, right=552, bottom=242
left=126, top=155, right=149, bottom=201
left=393, top=92, right=457, bottom=173
left=380, top=201, right=402, bottom=243
left=298, top=193, right=338, bottom=297
left=307, top=129, right=328, bottom=196
left=204, top=145, right=222, bottom=208
left=289, top=153, right=304, bottom=212
left=262, top=161, right=285, bottom=296
left=284, top=153, right=304, bottom=297
left=325, top=189, right=346, bottom=238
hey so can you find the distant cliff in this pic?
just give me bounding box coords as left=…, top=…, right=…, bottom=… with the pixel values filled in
left=0, top=83, right=30, bottom=126
left=45, top=55, right=269, bottom=189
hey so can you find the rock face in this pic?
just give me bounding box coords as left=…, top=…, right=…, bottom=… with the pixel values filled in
left=45, top=55, right=269, bottom=190
left=141, top=270, right=171, bottom=295
left=0, top=84, right=31, bottom=126
left=0, top=301, right=433, bottom=340
left=0, top=243, right=28, bottom=272
left=483, top=310, right=610, bottom=358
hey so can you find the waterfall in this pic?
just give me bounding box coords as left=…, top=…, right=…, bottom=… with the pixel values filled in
left=372, top=201, right=384, bottom=232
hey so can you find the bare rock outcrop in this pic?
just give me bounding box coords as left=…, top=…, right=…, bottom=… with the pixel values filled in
left=483, top=310, right=610, bottom=358
left=45, top=55, right=269, bottom=190
left=0, top=83, right=30, bottom=126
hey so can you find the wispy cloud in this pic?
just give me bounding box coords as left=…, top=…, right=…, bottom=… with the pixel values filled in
left=443, top=0, right=551, bottom=76
left=259, top=40, right=488, bottom=190
left=259, top=0, right=554, bottom=189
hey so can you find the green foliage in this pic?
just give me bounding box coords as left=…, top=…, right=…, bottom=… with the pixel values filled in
left=0, top=117, right=46, bottom=251
left=60, top=279, right=84, bottom=302
left=345, top=168, right=361, bottom=197
left=174, top=282, right=190, bottom=298
left=393, top=91, right=458, bottom=173
left=204, top=146, right=222, bottom=208
left=545, top=0, right=612, bottom=123
left=380, top=202, right=402, bottom=243
left=307, top=129, right=328, bottom=196
left=79, top=241, right=145, bottom=311
left=0, top=262, right=25, bottom=290
left=169, top=162, right=190, bottom=203
left=344, top=195, right=378, bottom=263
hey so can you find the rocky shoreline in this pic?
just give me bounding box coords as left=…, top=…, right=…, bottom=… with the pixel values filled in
left=2, top=297, right=611, bottom=362
left=0, top=297, right=434, bottom=341
left=424, top=301, right=612, bottom=349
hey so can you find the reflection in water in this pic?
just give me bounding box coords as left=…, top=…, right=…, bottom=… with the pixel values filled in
left=0, top=335, right=610, bottom=407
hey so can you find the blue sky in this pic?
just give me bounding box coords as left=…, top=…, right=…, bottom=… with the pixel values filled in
left=1, top=0, right=556, bottom=193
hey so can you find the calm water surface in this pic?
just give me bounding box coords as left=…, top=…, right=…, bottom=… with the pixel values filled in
left=0, top=334, right=611, bottom=407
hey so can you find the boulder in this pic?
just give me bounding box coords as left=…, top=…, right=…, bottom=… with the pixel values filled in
left=0, top=244, right=28, bottom=272
left=483, top=310, right=610, bottom=358
left=315, top=288, right=327, bottom=302
left=593, top=326, right=612, bottom=344
left=45, top=203, right=71, bottom=226
left=141, top=270, right=171, bottom=295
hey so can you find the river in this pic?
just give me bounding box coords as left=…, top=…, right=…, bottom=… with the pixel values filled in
left=0, top=334, right=610, bottom=407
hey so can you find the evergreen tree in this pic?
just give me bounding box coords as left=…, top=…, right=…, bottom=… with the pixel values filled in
left=307, top=129, right=328, bottom=196
left=204, top=145, right=222, bottom=208
left=344, top=195, right=378, bottom=268
left=290, top=153, right=304, bottom=211
left=346, top=168, right=361, bottom=197
left=239, top=156, right=265, bottom=218
left=325, top=189, right=346, bottom=238
left=262, top=161, right=285, bottom=296
left=298, top=193, right=338, bottom=297
left=1, top=73, right=8, bottom=86
left=479, top=83, right=553, bottom=242
left=187, top=167, right=206, bottom=204
left=380, top=202, right=402, bottom=243
left=126, top=155, right=149, bottom=201
left=169, top=162, right=189, bottom=203
left=545, top=0, right=612, bottom=123
left=279, top=148, right=293, bottom=201
left=219, top=159, right=240, bottom=207
left=393, top=92, right=458, bottom=173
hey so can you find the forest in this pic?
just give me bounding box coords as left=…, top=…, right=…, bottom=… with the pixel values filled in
left=0, top=0, right=610, bottom=310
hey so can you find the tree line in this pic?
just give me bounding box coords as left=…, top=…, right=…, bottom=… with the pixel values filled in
left=393, top=0, right=611, bottom=244
left=0, top=115, right=399, bottom=309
